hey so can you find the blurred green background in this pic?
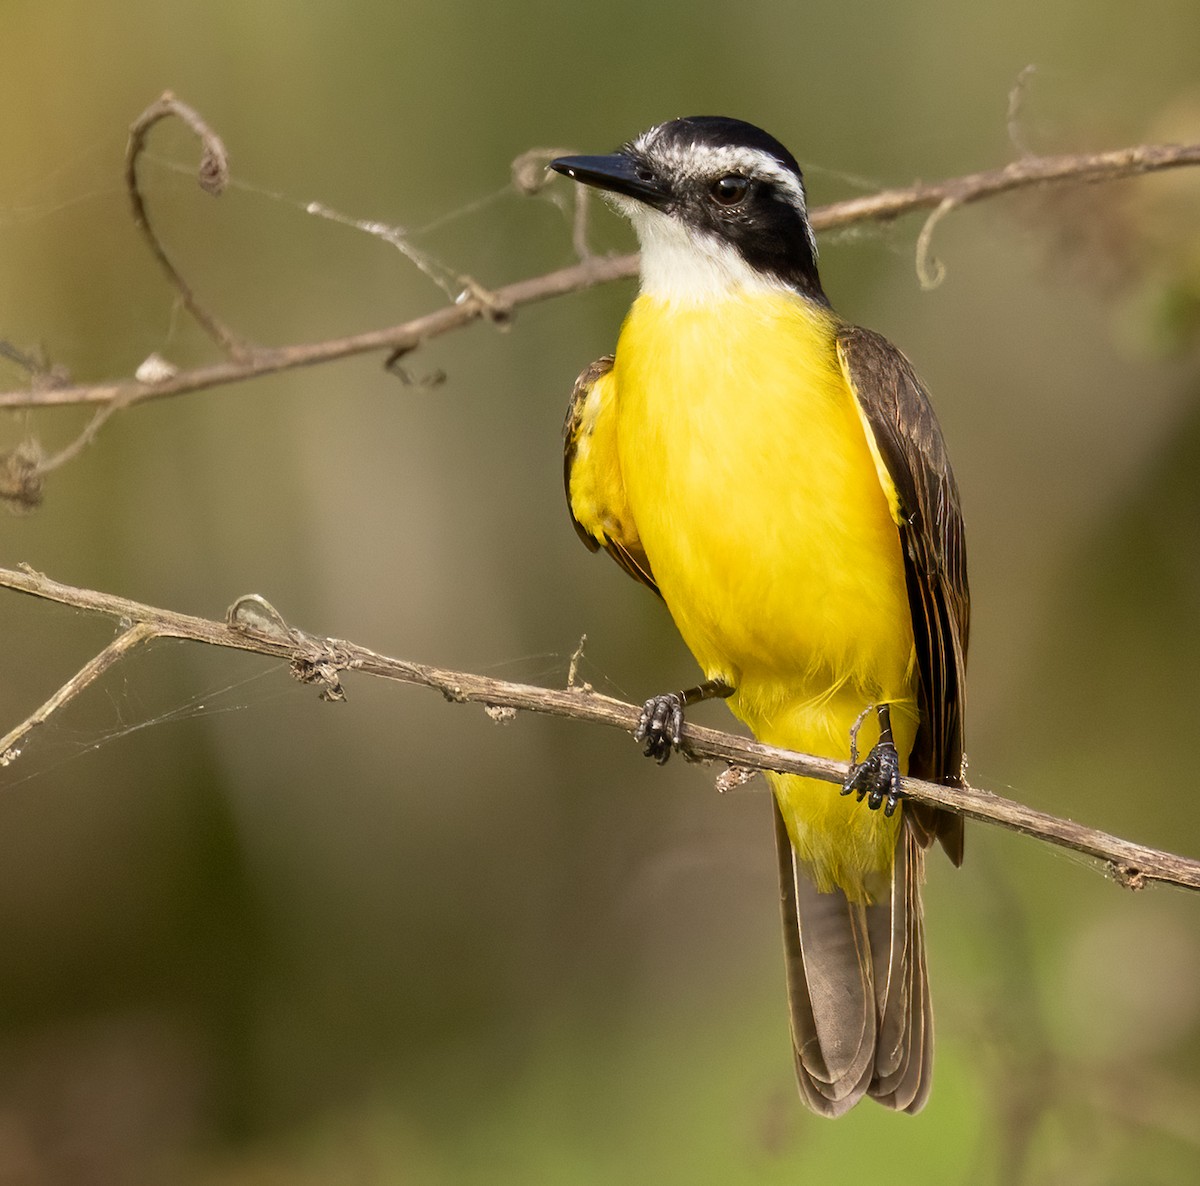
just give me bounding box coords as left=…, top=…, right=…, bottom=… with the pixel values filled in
left=2, top=1, right=1199, bottom=1182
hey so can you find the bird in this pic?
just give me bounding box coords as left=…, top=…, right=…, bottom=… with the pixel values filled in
left=550, top=117, right=969, bottom=1116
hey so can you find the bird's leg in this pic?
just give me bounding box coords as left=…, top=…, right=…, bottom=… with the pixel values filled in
left=841, top=703, right=904, bottom=817
left=636, top=678, right=734, bottom=764
left=847, top=703, right=875, bottom=767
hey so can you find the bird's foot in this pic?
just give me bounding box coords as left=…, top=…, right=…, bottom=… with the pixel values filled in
left=634, top=680, right=733, bottom=765
left=635, top=693, right=685, bottom=764
left=841, top=739, right=903, bottom=816
left=842, top=704, right=904, bottom=817
left=840, top=705, right=902, bottom=825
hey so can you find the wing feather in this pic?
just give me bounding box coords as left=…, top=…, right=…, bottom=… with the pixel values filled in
left=837, top=325, right=969, bottom=864
left=563, top=355, right=660, bottom=596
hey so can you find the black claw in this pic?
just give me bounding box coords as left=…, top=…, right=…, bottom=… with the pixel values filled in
left=635, top=692, right=685, bottom=764
left=841, top=738, right=903, bottom=814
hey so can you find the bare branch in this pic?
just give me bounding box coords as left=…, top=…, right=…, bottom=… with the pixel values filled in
left=808, top=139, right=1200, bottom=228
left=1, top=133, right=1197, bottom=422
left=2, top=563, right=1198, bottom=895
left=0, top=252, right=638, bottom=414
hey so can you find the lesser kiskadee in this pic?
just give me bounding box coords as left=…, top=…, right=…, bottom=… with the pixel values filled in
left=550, top=117, right=968, bottom=1116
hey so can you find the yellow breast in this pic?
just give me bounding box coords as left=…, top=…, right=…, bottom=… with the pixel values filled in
left=613, top=292, right=912, bottom=695
left=612, top=291, right=917, bottom=892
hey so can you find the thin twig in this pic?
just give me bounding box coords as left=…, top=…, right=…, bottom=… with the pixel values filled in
left=914, top=195, right=959, bottom=289
left=1007, top=64, right=1039, bottom=159
left=1, top=563, right=1197, bottom=894
left=510, top=146, right=596, bottom=259
left=38, top=404, right=121, bottom=473
left=0, top=621, right=156, bottom=764
left=125, top=91, right=252, bottom=360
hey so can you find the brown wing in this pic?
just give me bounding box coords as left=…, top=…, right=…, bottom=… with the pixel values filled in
left=836, top=325, right=969, bottom=865
left=563, top=355, right=660, bottom=596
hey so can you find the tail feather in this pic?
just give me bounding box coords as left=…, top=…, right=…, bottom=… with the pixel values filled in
left=868, top=830, right=911, bottom=1078
left=774, top=804, right=875, bottom=1115
left=774, top=801, right=933, bottom=1116
left=871, top=827, right=931, bottom=1113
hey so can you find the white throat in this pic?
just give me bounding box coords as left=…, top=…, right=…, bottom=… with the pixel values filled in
left=620, top=202, right=794, bottom=304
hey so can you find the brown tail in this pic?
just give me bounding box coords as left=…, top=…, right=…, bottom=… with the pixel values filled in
left=773, top=801, right=931, bottom=1116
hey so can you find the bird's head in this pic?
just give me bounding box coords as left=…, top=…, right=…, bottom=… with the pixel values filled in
left=551, top=116, right=825, bottom=303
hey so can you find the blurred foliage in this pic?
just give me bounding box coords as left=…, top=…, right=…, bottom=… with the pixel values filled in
left=1, top=0, right=1200, bottom=1182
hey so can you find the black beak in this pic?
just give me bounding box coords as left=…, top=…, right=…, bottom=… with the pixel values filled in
left=549, top=152, right=668, bottom=208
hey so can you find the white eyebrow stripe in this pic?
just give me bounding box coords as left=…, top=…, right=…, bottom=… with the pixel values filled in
left=631, top=129, right=808, bottom=213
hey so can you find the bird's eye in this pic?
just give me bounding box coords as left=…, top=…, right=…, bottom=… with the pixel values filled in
left=710, top=175, right=750, bottom=206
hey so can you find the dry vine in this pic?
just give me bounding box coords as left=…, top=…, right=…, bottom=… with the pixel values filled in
left=3, top=95, right=1200, bottom=894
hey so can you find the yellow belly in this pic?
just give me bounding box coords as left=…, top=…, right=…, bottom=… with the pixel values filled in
left=613, top=292, right=918, bottom=897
